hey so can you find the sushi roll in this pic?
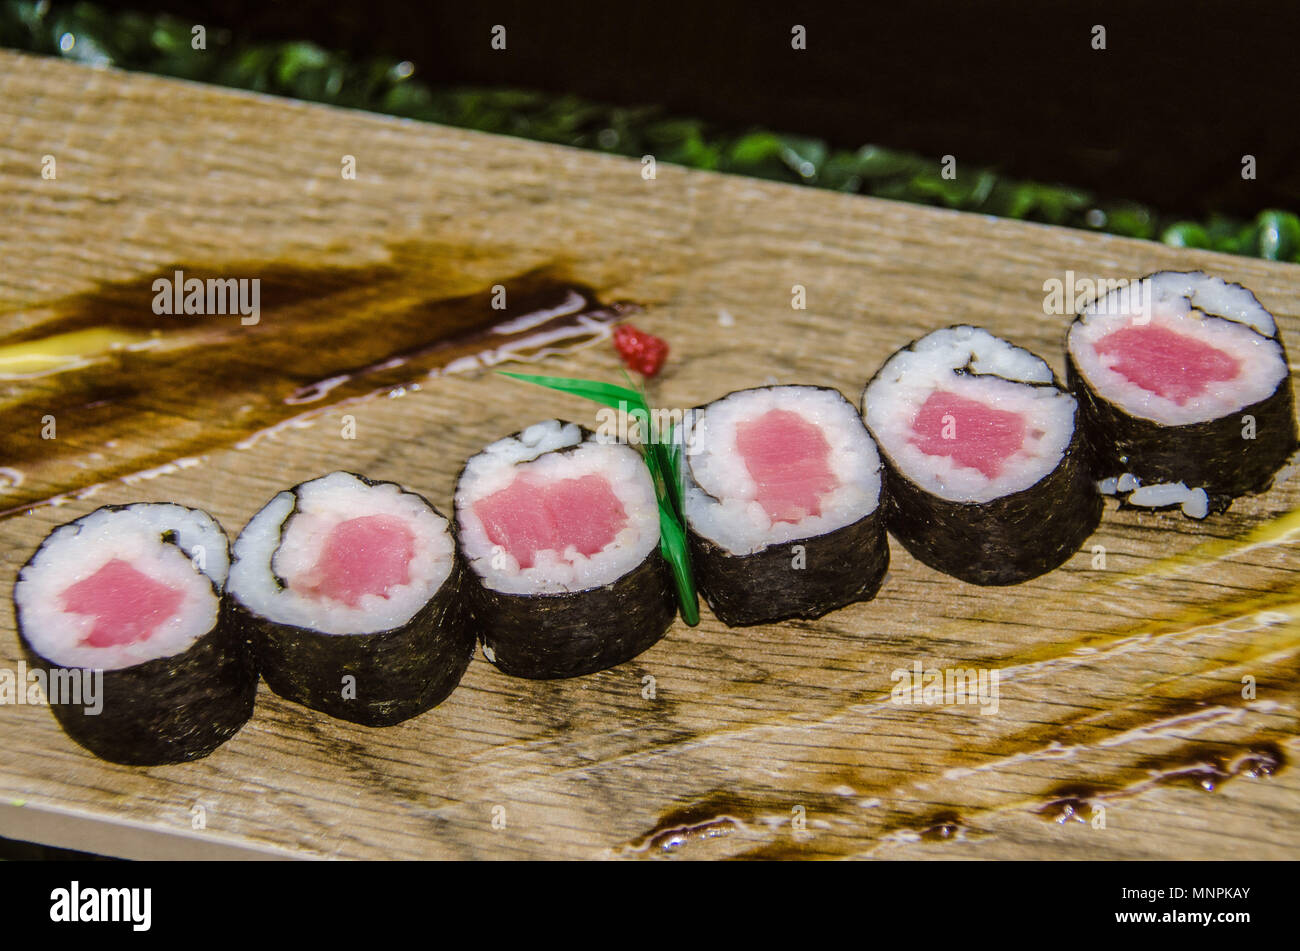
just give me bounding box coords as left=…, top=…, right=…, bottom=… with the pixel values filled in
left=1066, top=271, right=1297, bottom=514
left=455, top=419, right=676, bottom=679
left=12, top=504, right=255, bottom=765
left=680, top=385, right=889, bottom=626
left=862, top=325, right=1100, bottom=585
left=228, top=471, right=472, bottom=727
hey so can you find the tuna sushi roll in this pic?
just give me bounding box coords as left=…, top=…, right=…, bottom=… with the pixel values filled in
left=680, top=385, right=889, bottom=626
left=862, top=325, right=1100, bottom=585
left=1066, top=271, right=1297, bottom=515
left=228, top=471, right=472, bottom=727
left=12, top=504, right=255, bottom=765
left=455, top=419, right=676, bottom=679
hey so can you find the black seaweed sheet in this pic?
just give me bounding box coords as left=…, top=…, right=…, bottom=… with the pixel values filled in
left=20, top=603, right=257, bottom=766
left=455, top=422, right=677, bottom=679
left=230, top=476, right=474, bottom=727
left=469, top=547, right=676, bottom=679
left=1066, top=348, right=1297, bottom=504
left=231, top=568, right=471, bottom=727
left=690, top=508, right=889, bottom=627
left=881, top=421, right=1102, bottom=585
left=14, top=509, right=256, bottom=766
left=683, top=385, right=890, bottom=627
left=862, top=336, right=1102, bottom=586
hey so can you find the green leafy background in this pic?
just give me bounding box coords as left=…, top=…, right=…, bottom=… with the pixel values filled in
left=3, top=0, right=1299, bottom=263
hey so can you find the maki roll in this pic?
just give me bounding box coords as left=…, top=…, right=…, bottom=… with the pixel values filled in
left=228, top=471, right=472, bottom=727
left=862, top=325, right=1100, bottom=585
left=1066, top=271, right=1297, bottom=515
left=13, top=504, right=255, bottom=765
left=455, top=419, right=676, bottom=679
left=680, top=385, right=889, bottom=626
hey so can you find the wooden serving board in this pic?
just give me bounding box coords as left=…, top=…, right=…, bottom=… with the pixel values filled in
left=1, top=50, right=1297, bottom=860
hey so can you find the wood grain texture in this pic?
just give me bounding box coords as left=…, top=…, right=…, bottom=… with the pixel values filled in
left=1, top=50, right=1297, bottom=860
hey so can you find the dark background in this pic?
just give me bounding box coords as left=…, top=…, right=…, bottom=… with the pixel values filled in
left=86, top=0, right=1300, bottom=220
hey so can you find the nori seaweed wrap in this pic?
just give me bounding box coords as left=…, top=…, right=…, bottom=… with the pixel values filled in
left=681, top=385, right=890, bottom=626
left=1066, top=270, right=1297, bottom=513
left=454, top=419, right=676, bottom=679
left=863, top=325, right=1101, bottom=585
left=12, top=503, right=256, bottom=765
left=227, top=471, right=473, bottom=726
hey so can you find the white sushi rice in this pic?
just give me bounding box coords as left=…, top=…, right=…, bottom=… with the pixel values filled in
left=1097, top=472, right=1211, bottom=519
left=1069, top=271, right=1287, bottom=426
left=1128, top=478, right=1206, bottom=517
left=229, top=471, right=454, bottom=636
left=682, top=386, right=882, bottom=555
left=863, top=326, right=1076, bottom=503
left=456, top=419, right=660, bottom=595
left=14, top=504, right=227, bottom=670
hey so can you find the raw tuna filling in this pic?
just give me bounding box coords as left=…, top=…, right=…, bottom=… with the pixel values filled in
left=910, top=390, right=1031, bottom=479
left=60, top=558, right=185, bottom=648
left=1094, top=325, right=1241, bottom=405
left=735, top=409, right=838, bottom=522
left=474, top=474, right=628, bottom=569
left=298, top=515, right=416, bottom=607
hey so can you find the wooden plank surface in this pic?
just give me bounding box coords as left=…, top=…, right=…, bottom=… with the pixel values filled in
left=1, top=50, right=1297, bottom=860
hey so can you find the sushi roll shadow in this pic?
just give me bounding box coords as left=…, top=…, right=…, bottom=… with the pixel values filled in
left=455, top=419, right=677, bottom=680
left=13, top=504, right=257, bottom=766
left=227, top=472, right=474, bottom=727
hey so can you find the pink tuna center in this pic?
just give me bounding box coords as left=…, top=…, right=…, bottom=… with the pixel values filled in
left=1094, top=325, right=1240, bottom=405
left=474, top=474, right=628, bottom=570
left=60, top=558, right=185, bottom=648
left=911, top=390, right=1027, bottom=479
left=734, top=409, right=838, bottom=523
left=302, top=515, right=415, bottom=607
